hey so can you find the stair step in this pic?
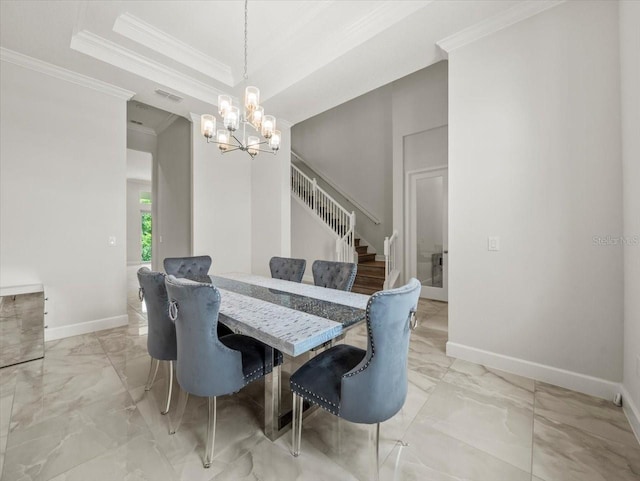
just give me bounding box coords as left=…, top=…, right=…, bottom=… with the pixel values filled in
left=355, top=245, right=368, bottom=255
left=354, top=238, right=360, bottom=247
left=357, top=253, right=376, bottom=263
left=351, top=285, right=380, bottom=296
left=353, top=275, right=385, bottom=289
left=357, top=261, right=385, bottom=277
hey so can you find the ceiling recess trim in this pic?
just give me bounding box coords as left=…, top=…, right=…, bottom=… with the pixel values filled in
left=436, top=0, right=566, bottom=55
left=70, top=30, right=230, bottom=106
left=113, top=13, right=235, bottom=87
left=0, top=47, right=135, bottom=100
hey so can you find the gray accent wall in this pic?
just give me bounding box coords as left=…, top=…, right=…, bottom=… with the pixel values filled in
left=292, top=61, right=448, bottom=255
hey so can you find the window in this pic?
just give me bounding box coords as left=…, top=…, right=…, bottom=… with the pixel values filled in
left=141, top=212, right=152, bottom=262
left=140, top=192, right=152, bottom=205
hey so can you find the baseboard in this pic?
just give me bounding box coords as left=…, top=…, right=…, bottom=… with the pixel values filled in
left=621, top=385, right=640, bottom=445
left=446, top=342, right=620, bottom=401
left=45, top=314, right=128, bottom=341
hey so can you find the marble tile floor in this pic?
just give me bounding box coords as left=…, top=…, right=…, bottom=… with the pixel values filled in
left=0, top=278, right=638, bottom=481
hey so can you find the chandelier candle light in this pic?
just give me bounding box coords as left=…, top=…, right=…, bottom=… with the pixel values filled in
left=200, top=0, right=280, bottom=158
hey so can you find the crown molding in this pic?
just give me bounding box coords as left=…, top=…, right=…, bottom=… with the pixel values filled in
left=113, top=13, right=235, bottom=87
left=278, top=118, right=294, bottom=130
left=70, top=30, right=226, bottom=106
left=127, top=123, right=157, bottom=136
left=0, top=47, right=134, bottom=100
left=343, top=0, right=431, bottom=42
left=436, top=0, right=566, bottom=55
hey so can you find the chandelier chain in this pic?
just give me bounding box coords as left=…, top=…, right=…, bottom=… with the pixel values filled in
left=244, top=0, right=248, bottom=80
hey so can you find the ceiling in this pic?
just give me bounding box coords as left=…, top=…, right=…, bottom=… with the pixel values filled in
left=1, top=1, right=532, bottom=125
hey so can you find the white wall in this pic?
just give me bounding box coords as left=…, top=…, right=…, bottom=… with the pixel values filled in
left=191, top=115, right=292, bottom=276
left=191, top=116, right=252, bottom=274
left=126, top=178, right=151, bottom=265
left=447, top=0, right=624, bottom=396
left=0, top=61, right=128, bottom=336
left=291, top=198, right=337, bottom=281
left=620, top=0, right=640, bottom=433
left=156, top=117, right=191, bottom=264
left=251, top=125, right=292, bottom=276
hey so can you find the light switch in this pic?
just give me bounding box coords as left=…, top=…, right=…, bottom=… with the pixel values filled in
left=108, top=236, right=117, bottom=246
left=488, top=236, right=500, bottom=251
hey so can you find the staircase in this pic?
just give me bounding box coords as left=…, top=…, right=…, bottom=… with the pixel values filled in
left=352, top=237, right=385, bottom=295
left=291, top=160, right=399, bottom=293
left=291, top=164, right=356, bottom=262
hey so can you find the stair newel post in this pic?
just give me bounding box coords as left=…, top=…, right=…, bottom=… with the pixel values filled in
left=384, top=236, right=390, bottom=281
left=351, top=211, right=356, bottom=263
left=312, top=178, right=318, bottom=215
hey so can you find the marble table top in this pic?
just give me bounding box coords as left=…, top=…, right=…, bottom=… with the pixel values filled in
left=199, top=274, right=368, bottom=357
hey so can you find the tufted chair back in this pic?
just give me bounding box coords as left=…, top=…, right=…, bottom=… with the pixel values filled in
left=164, top=276, right=245, bottom=397
left=137, top=267, right=177, bottom=361
left=339, top=278, right=421, bottom=423
left=269, top=256, right=306, bottom=283
left=164, top=255, right=212, bottom=279
left=311, top=260, right=357, bottom=291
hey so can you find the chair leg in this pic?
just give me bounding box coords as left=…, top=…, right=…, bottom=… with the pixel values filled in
left=372, top=422, right=380, bottom=481
left=145, top=358, right=159, bottom=391
left=291, top=393, right=303, bottom=457
left=161, top=360, right=174, bottom=415
left=204, top=396, right=217, bottom=468
left=169, top=388, right=189, bottom=435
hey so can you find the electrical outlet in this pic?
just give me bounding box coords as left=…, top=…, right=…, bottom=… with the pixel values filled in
left=488, top=236, right=500, bottom=251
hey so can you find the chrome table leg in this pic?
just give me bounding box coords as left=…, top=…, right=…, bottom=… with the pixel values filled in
left=291, top=393, right=303, bottom=456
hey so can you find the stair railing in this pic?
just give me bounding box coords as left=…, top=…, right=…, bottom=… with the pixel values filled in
left=383, top=230, right=399, bottom=289
left=291, top=164, right=356, bottom=262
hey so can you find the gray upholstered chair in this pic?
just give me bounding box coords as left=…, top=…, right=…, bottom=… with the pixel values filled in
left=289, top=279, right=421, bottom=479
left=269, top=256, right=306, bottom=283
left=312, top=260, right=357, bottom=291
left=163, top=255, right=212, bottom=278
left=137, top=267, right=176, bottom=415
left=165, top=275, right=282, bottom=468
left=163, top=255, right=233, bottom=337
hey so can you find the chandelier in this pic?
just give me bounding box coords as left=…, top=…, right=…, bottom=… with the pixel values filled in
left=200, top=0, right=280, bottom=158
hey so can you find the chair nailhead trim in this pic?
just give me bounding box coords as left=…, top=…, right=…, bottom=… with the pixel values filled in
left=291, top=381, right=339, bottom=415
left=343, top=290, right=383, bottom=378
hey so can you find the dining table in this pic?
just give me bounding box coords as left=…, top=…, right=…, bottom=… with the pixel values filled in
left=195, top=272, right=370, bottom=441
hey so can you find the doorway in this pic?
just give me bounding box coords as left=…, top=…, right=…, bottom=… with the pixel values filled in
left=407, top=167, right=448, bottom=301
